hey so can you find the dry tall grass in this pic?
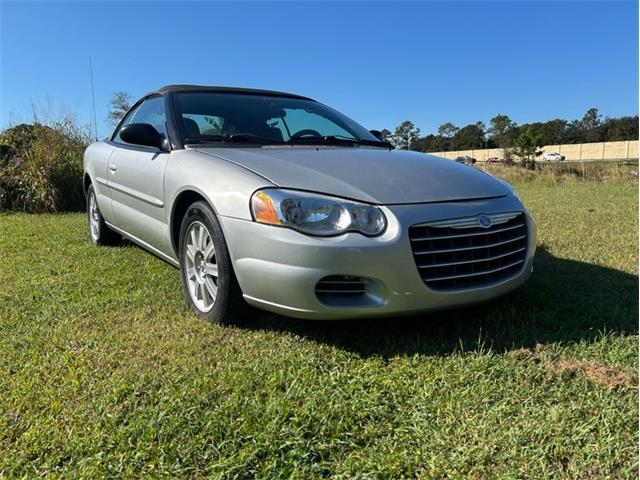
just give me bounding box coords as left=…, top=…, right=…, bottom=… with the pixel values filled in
left=482, top=160, right=639, bottom=185
left=0, top=114, right=91, bottom=212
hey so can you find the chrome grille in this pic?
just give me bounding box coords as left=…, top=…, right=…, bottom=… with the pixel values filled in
left=409, top=212, right=528, bottom=291
left=315, top=275, right=367, bottom=299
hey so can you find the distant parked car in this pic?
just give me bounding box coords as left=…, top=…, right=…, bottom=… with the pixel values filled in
left=542, top=152, right=565, bottom=162
left=486, top=157, right=504, bottom=164
left=454, top=155, right=477, bottom=165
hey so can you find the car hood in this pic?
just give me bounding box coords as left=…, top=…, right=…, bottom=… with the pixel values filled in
left=194, top=146, right=509, bottom=204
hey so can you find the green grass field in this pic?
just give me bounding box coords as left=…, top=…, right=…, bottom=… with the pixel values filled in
left=1, top=177, right=638, bottom=478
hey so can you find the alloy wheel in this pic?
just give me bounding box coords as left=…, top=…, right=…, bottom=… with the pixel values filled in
left=88, top=192, right=100, bottom=241
left=184, top=221, right=218, bottom=312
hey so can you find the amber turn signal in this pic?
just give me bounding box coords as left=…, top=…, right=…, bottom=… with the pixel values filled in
left=252, top=191, right=281, bottom=225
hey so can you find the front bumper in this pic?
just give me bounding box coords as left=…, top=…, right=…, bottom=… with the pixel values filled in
left=220, top=195, right=536, bottom=319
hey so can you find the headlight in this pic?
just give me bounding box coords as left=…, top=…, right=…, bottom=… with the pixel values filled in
left=251, top=189, right=387, bottom=237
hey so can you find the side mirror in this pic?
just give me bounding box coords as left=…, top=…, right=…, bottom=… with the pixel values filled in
left=120, top=123, right=166, bottom=150
left=369, top=129, right=384, bottom=141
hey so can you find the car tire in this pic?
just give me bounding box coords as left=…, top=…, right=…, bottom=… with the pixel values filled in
left=87, top=184, right=120, bottom=246
left=178, top=200, right=247, bottom=325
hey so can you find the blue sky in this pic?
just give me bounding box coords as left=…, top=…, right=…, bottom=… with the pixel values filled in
left=1, top=1, right=638, bottom=138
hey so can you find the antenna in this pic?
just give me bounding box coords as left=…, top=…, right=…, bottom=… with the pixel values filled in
left=89, top=56, right=98, bottom=141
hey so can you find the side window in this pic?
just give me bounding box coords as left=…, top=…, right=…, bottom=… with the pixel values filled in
left=112, top=104, right=140, bottom=143
left=114, top=96, right=166, bottom=145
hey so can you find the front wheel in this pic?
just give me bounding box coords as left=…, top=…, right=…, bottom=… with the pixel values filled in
left=178, top=201, right=247, bottom=324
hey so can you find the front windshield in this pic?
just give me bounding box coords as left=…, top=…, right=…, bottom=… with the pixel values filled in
left=173, top=92, right=381, bottom=145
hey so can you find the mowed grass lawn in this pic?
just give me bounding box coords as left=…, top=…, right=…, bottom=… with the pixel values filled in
left=0, top=177, right=637, bottom=478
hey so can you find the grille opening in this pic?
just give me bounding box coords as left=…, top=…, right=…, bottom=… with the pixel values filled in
left=315, top=275, right=367, bottom=298
left=409, top=213, right=528, bottom=291
left=315, top=276, right=385, bottom=308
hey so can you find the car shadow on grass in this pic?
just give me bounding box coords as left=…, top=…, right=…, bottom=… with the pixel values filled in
left=238, top=247, right=639, bottom=357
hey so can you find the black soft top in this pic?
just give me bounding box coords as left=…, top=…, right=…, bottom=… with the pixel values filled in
left=154, top=84, right=314, bottom=101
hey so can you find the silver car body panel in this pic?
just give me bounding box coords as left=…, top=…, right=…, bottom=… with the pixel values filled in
left=84, top=143, right=275, bottom=262
left=193, top=146, right=509, bottom=204
left=85, top=142, right=116, bottom=222
left=219, top=194, right=536, bottom=319
left=104, top=219, right=180, bottom=268
left=164, top=149, right=273, bottom=221
left=107, top=145, right=170, bottom=251
left=83, top=89, right=536, bottom=320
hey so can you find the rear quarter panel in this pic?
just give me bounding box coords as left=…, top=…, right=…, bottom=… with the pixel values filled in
left=83, top=142, right=115, bottom=221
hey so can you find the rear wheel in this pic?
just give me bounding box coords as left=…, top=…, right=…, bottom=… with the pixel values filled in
left=178, top=201, right=247, bottom=324
left=87, top=184, right=120, bottom=245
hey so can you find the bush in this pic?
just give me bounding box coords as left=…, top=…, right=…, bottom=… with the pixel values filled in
left=0, top=117, right=91, bottom=212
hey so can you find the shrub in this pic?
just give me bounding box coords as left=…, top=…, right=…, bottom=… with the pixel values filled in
left=0, top=117, right=91, bottom=212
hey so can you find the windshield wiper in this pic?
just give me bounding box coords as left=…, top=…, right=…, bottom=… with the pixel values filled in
left=183, top=137, right=222, bottom=144
left=287, top=135, right=356, bottom=146
left=326, top=135, right=393, bottom=149
left=287, top=135, right=392, bottom=149
left=354, top=138, right=394, bottom=149
left=227, top=133, right=285, bottom=144
left=184, top=133, right=391, bottom=148
left=184, top=133, right=284, bottom=145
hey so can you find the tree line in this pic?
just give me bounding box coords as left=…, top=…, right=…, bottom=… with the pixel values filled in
left=379, top=108, right=639, bottom=154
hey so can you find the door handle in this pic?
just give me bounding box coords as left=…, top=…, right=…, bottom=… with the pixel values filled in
left=108, top=164, right=118, bottom=172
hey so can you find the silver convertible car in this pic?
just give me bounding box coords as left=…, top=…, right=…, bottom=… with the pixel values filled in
left=84, top=85, right=536, bottom=323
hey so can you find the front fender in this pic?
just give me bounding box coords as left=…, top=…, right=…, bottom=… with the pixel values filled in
left=164, top=149, right=274, bottom=254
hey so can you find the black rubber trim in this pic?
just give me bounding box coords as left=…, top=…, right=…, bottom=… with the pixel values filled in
left=165, top=92, right=183, bottom=150
left=155, top=84, right=314, bottom=101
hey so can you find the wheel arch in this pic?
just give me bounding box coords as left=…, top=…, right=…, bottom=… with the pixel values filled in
left=169, top=188, right=220, bottom=256
left=83, top=172, right=93, bottom=197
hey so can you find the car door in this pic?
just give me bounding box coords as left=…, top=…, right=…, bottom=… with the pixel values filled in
left=108, top=95, right=172, bottom=255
